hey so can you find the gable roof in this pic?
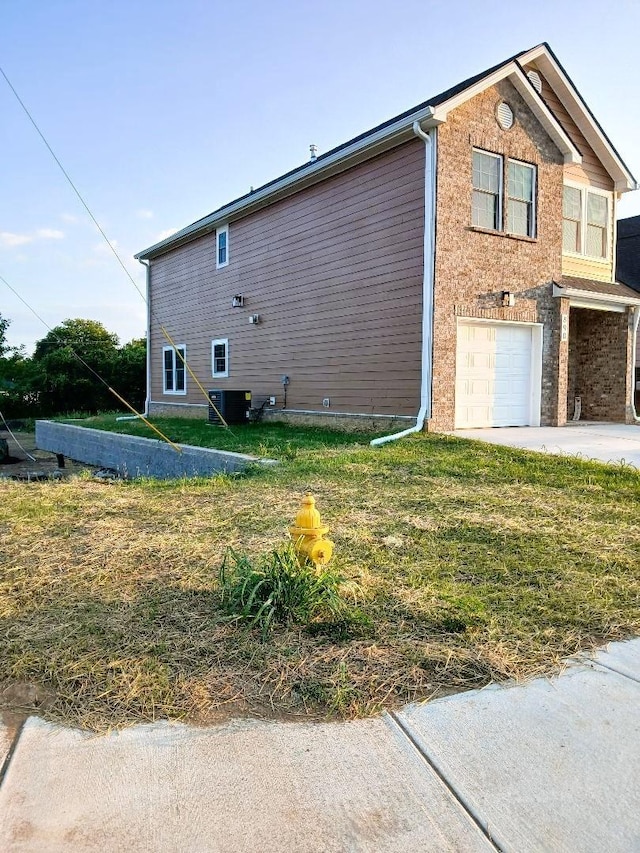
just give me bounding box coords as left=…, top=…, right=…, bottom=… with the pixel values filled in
left=519, top=43, right=636, bottom=192
left=136, top=44, right=636, bottom=261
left=616, top=215, right=640, bottom=293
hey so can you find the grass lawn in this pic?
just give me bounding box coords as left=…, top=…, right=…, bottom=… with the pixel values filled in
left=1, top=416, right=639, bottom=730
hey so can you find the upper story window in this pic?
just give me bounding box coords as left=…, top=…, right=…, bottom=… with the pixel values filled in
left=472, top=150, right=502, bottom=230
left=472, top=150, right=536, bottom=238
left=562, top=184, right=609, bottom=259
left=216, top=224, right=229, bottom=269
left=212, top=338, right=229, bottom=378
left=507, top=160, right=536, bottom=237
left=163, top=345, right=186, bottom=395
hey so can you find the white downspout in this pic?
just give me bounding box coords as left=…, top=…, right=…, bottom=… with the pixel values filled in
left=632, top=307, right=640, bottom=421
left=371, top=121, right=437, bottom=446
left=117, top=259, right=151, bottom=421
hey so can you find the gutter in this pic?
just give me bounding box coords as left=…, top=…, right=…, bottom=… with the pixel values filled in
left=117, top=259, right=151, bottom=421
left=371, top=121, right=437, bottom=447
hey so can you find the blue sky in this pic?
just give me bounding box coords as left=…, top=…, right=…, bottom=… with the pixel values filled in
left=2, top=0, right=639, bottom=352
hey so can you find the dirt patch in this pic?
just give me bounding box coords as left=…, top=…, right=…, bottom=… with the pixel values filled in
left=0, top=431, right=96, bottom=480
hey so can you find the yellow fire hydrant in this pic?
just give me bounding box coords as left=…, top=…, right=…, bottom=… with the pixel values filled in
left=289, top=495, right=334, bottom=566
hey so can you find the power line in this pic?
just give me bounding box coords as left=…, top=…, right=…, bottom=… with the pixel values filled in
left=0, top=64, right=146, bottom=306
left=0, top=63, right=230, bottom=428
left=0, top=272, right=181, bottom=451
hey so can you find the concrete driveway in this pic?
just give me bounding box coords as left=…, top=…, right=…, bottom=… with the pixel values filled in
left=453, top=422, right=640, bottom=469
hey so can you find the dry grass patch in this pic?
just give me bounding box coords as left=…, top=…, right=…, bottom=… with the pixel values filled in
left=1, top=427, right=639, bottom=730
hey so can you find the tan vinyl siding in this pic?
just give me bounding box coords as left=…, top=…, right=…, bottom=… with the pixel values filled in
left=149, top=141, right=425, bottom=416
left=527, top=65, right=613, bottom=191
left=562, top=254, right=613, bottom=282
left=525, top=64, right=616, bottom=284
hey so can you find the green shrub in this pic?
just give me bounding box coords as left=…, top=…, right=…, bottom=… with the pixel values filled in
left=219, top=543, right=346, bottom=634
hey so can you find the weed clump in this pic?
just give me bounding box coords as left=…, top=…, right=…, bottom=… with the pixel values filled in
left=219, top=544, right=347, bottom=634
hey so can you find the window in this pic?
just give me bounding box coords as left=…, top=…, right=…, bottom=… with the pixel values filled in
left=216, top=224, right=229, bottom=269
left=472, top=150, right=502, bottom=230
left=562, top=185, right=609, bottom=259
left=163, top=345, right=186, bottom=395
left=472, top=150, right=536, bottom=237
left=562, top=186, right=582, bottom=253
left=212, top=338, right=229, bottom=378
left=507, top=160, right=536, bottom=237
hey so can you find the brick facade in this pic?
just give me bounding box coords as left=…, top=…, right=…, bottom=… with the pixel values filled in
left=428, top=79, right=566, bottom=431
left=567, top=308, right=634, bottom=422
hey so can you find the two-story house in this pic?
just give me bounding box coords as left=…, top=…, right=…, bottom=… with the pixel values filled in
left=135, top=43, right=639, bottom=433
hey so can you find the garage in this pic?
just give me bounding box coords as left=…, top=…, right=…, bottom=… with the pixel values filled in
left=455, top=320, right=542, bottom=429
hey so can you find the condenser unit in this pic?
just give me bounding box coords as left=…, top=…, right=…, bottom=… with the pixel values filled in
left=207, top=390, right=252, bottom=425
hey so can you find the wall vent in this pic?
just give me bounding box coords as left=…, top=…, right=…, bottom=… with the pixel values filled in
left=527, top=70, right=543, bottom=94
left=496, top=102, right=514, bottom=130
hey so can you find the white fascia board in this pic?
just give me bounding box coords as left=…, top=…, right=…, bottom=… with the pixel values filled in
left=553, top=282, right=640, bottom=308
left=136, top=106, right=441, bottom=259
left=520, top=46, right=637, bottom=192
left=431, top=63, right=581, bottom=165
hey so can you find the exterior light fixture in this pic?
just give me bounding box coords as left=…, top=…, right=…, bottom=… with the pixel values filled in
left=232, top=295, right=244, bottom=308
left=502, top=291, right=516, bottom=307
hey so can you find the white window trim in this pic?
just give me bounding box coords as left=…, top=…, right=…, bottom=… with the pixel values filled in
left=162, top=344, right=187, bottom=396
left=562, top=180, right=611, bottom=262
left=212, top=338, right=229, bottom=378
left=472, top=149, right=503, bottom=231
left=506, top=158, right=537, bottom=238
left=216, top=224, right=229, bottom=269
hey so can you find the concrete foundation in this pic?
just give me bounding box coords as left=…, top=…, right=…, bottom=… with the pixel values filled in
left=35, top=421, right=277, bottom=480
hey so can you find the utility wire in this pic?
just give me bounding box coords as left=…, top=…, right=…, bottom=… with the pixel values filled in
left=0, top=273, right=182, bottom=451
left=0, top=63, right=230, bottom=428
left=0, top=408, right=37, bottom=461
left=0, top=65, right=146, bottom=305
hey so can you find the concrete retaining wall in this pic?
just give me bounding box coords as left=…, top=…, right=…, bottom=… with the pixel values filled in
left=36, top=421, right=277, bottom=480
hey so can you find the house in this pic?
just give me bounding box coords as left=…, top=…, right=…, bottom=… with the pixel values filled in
left=616, top=214, right=640, bottom=407
left=135, top=43, right=639, bottom=433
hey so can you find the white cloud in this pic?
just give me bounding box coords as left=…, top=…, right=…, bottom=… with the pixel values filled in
left=0, top=232, right=33, bottom=247
left=1, top=228, right=66, bottom=248
left=153, top=228, right=178, bottom=242
left=136, top=209, right=154, bottom=219
left=93, top=239, right=119, bottom=254
left=60, top=213, right=78, bottom=223
left=36, top=228, right=65, bottom=240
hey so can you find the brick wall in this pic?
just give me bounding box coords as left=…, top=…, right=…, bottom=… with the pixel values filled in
left=429, top=79, right=566, bottom=431
left=567, top=308, right=633, bottom=422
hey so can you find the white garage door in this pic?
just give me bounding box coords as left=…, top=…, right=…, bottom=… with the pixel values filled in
left=455, top=321, right=535, bottom=428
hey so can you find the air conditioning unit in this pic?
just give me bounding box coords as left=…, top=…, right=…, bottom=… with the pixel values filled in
left=208, top=389, right=252, bottom=425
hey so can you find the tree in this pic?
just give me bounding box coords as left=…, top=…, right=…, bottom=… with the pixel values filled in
left=114, top=337, right=147, bottom=412
left=32, top=319, right=120, bottom=414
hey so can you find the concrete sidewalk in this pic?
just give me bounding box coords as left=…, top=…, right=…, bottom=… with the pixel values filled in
left=453, top=423, right=640, bottom=469
left=1, top=640, right=638, bottom=852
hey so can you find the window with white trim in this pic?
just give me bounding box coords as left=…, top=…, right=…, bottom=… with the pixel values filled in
left=472, top=150, right=502, bottom=230
left=507, top=160, right=536, bottom=237
left=472, top=150, right=536, bottom=237
left=216, top=224, right=229, bottom=269
left=562, top=184, right=610, bottom=259
left=163, top=345, right=186, bottom=394
left=212, top=338, right=229, bottom=378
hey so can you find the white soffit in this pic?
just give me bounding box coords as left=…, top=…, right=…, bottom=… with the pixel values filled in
left=553, top=283, right=640, bottom=310
left=431, top=63, right=581, bottom=165
left=520, top=46, right=637, bottom=192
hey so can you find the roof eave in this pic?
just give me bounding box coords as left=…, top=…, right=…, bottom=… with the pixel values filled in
left=553, top=282, right=640, bottom=308
left=135, top=105, right=442, bottom=260
left=519, top=45, right=637, bottom=192
left=431, top=61, right=581, bottom=165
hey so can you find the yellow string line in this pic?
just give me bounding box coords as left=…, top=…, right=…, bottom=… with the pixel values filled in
left=108, top=387, right=183, bottom=452
left=159, top=325, right=231, bottom=429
